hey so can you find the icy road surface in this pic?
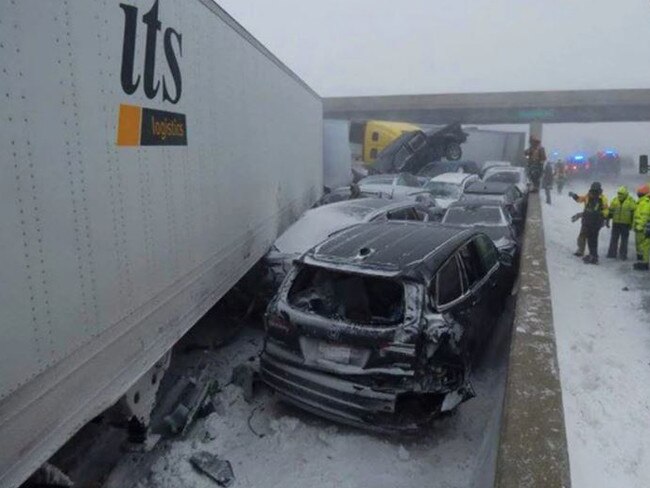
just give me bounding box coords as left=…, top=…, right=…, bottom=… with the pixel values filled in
left=542, top=177, right=650, bottom=488
left=108, top=297, right=514, bottom=488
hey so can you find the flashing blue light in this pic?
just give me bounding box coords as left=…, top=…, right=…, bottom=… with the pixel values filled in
left=574, top=155, right=584, bottom=161
left=605, top=150, right=616, bottom=155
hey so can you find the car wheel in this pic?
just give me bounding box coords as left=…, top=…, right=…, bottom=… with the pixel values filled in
left=445, top=142, right=462, bottom=161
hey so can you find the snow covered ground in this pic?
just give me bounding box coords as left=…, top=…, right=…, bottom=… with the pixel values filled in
left=105, top=296, right=514, bottom=488
left=542, top=175, right=650, bottom=488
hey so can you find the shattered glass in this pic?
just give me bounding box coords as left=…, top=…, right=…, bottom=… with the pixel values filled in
left=288, top=265, right=404, bottom=325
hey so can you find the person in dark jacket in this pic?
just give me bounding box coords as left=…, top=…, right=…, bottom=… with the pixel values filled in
left=569, top=182, right=609, bottom=264
left=541, top=161, right=554, bottom=204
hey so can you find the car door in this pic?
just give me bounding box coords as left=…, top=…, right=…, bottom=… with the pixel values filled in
left=507, top=186, right=526, bottom=228
left=434, top=252, right=477, bottom=359
left=456, top=239, right=498, bottom=350
left=473, top=234, right=503, bottom=311
left=510, top=186, right=525, bottom=213
left=501, top=205, right=519, bottom=237
left=435, top=254, right=471, bottom=322
left=501, top=188, right=522, bottom=226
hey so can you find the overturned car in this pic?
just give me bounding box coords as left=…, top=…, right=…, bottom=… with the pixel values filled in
left=260, top=221, right=510, bottom=432
left=370, top=123, right=469, bottom=175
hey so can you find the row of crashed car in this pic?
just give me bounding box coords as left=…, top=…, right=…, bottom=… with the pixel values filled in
left=320, top=159, right=528, bottom=208
left=256, top=162, right=528, bottom=432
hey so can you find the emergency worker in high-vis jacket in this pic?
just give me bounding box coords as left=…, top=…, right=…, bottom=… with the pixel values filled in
left=633, top=184, right=650, bottom=270
left=569, top=182, right=608, bottom=264
left=606, top=186, right=636, bottom=260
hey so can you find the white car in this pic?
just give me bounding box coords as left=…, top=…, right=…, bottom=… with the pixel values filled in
left=482, top=166, right=530, bottom=195
left=265, top=198, right=441, bottom=285
left=423, top=172, right=480, bottom=208
left=481, top=160, right=512, bottom=175
left=357, top=172, right=425, bottom=199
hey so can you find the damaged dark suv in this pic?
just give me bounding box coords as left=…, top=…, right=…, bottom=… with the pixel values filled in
left=260, top=221, right=509, bottom=432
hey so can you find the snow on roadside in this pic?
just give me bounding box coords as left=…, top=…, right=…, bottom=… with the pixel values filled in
left=541, top=178, right=650, bottom=488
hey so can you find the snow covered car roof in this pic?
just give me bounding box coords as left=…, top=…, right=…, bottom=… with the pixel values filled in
left=428, top=172, right=476, bottom=184
left=357, top=172, right=422, bottom=187
left=303, top=221, right=476, bottom=279
left=444, top=201, right=509, bottom=226
left=483, top=166, right=526, bottom=177
left=464, top=181, right=516, bottom=195
left=273, top=198, right=429, bottom=255
left=442, top=202, right=518, bottom=252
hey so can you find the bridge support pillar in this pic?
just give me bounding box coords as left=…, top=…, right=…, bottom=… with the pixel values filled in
left=529, top=121, right=543, bottom=142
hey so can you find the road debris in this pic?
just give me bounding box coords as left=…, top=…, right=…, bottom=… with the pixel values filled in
left=189, top=451, right=235, bottom=487
left=163, top=376, right=215, bottom=435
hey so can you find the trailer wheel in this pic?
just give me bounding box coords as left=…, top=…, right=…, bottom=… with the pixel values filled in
left=444, top=142, right=462, bottom=161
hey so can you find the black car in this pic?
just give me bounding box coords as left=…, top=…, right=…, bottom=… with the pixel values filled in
left=460, top=181, right=526, bottom=229
left=370, top=123, right=468, bottom=175
left=260, top=221, right=510, bottom=432
left=442, top=201, right=519, bottom=265
left=417, top=160, right=482, bottom=179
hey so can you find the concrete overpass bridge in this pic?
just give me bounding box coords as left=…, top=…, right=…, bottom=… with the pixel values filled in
left=323, top=89, right=650, bottom=127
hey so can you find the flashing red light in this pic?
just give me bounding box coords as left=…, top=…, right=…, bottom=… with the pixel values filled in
left=572, top=165, right=578, bottom=170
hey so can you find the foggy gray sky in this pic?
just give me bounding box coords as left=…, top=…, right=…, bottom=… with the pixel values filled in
left=218, top=0, right=650, bottom=97
left=483, top=123, right=650, bottom=161
left=216, top=0, right=650, bottom=157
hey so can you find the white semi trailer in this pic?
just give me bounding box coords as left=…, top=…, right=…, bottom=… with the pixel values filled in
left=0, top=1, right=322, bottom=486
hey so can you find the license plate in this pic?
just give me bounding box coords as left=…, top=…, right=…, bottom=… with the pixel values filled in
left=318, top=342, right=351, bottom=364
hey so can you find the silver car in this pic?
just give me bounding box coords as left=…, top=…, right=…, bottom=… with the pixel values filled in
left=482, top=166, right=530, bottom=195
left=265, top=198, right=441, bottom=286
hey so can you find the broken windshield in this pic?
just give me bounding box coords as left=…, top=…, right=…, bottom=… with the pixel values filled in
left=288, top=265, right=404, bottom=326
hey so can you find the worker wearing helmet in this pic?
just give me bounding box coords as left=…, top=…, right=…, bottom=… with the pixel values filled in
left=524, top=136, right=546, bottom=192
left=633, top=184, right=650, bottom=270
left=606, top=186, right=636, bottom=260
left=569, top=182, right=608, bottom=264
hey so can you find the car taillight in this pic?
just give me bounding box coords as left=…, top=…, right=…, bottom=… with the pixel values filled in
left=267, top=313, right=292, bottom=333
